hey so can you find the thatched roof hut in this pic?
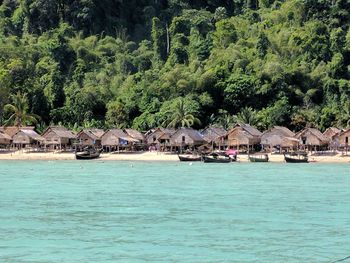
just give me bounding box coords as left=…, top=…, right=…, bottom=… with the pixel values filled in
left=0, top=131, right=12, bottom=145
left=42, top=126, right=76, bottom=147
left=170, top=128, right=206, bottom=146
left=225, top=123, right=262, bottom=147
left=124, top=129, right=145, bottom=143
left=295, top=128, right=329, bottom=146
left=144, top=128, right=155, bottom=137
left=261, top=126, right=297, bottom=148
left=323, top=127, right=341, bottom=140
left=12, top=129, right=45, bottom=146
left=0, top=126, right=35, bottom=138
left=76, top=129, right=104, bottom=146
left=146, top=128, right=176, bottom=145
left=333, top=129, right=350, bottom=147
left=201, top=126, right=226, bottom=143
left=101, top=129, right=138, bottom=147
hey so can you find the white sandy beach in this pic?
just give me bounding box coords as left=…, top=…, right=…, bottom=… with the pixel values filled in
left=0, top=151, right=177, bottom=161
left=0, top=150, right=349, bottom=163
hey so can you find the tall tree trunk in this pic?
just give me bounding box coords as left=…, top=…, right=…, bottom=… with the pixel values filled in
left=166, top=23, right=170, bottom=54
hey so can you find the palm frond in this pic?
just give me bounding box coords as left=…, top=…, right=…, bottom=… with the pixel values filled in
left=3, top=104, right=16, bottom=113
left=294, top=88, right=304, bottom=98
left=4, top=114, right=16, bottom=126
left=306, top=88, right=318, bottom=97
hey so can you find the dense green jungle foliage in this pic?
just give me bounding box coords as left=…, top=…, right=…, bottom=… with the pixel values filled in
left=0, top=0, right=350, bottom=131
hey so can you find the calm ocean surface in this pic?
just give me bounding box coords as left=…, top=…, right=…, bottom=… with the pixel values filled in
left=0, top=161, right=349, bottom=262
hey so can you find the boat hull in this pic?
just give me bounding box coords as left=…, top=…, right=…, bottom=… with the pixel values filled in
left=249, top=155, right=269, bottom=162
left=284, top=156, right=308, bottom=163
left=178, top=155, right=202, bottom=162
left=75, top=150, right=101, bottom=160
left=203, top=156, right=231, bottom=163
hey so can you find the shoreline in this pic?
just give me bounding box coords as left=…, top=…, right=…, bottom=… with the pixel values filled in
left=0, top=151, right=349, bottom=163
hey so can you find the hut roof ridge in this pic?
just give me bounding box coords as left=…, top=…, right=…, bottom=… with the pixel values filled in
left=20, top=129, right=45, bottom=141
left=43, top=126, right=76, bottom=139
left=80, top=128, right=105, bottom=139
left=262, top=126, right=294, bottom=137
left=230, top=123, right=261, bottom=137
left=296, top=127, right=329, bottom=142
left=0, top=131, right=12, bottom=140
left=124, top=128, right=145, bottom=141
left=173, top=127, right=205, bottom=142
left=1, top=126, right=34, bottom=137
left=160, top=128, right=176, bottom=134
left=108, top=129, right=139, bottom=142
left=338, top=128, right=350, bottom=136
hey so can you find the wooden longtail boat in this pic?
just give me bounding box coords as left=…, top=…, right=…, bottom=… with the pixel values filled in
left=248, top=154, right=269, bottom=162
left=203, top=155, right=231, bottom=163
left=75, top=148, right=102, bottom=160
left=203, top=152, right=233, bottom=163
left=178, top=155, right=202, bottom=162
left=284, top=152, right=308, bottom=163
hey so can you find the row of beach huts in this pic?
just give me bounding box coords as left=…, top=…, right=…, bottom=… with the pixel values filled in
left=0, top=124, right=349, bottom=153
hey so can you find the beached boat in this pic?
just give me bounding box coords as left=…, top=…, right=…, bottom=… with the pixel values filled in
left=178, top=154, right=202, bottom=162
left=203, top=155, right=231, bottom=163
left=203, top=152, right=232, bottom=163
left=75, top=148, right=102, bottom=160
left=249, top=154, right=269, bottom=162
left=284, top=152, right=308, bottom=163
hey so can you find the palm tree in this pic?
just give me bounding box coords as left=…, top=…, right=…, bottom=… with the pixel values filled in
left=163, top=98, right=201, bottom=128
left=293, top=86, right=318, bottom=110
left=35, top=121, right=48, bottom=134
left=233, top=107, right=260, bottom=126
left=212, top=110, right=235, bottom=130
left=4, top=92, right=39, bottom=127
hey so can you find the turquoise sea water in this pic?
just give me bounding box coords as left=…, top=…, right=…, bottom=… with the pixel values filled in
left=0, top=161, right=349, bottom=262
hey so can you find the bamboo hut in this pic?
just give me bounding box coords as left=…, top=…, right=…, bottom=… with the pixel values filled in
left=124, top=128, right=147, bottom=150
left=0, top=131, right=12, bottom=146
left=333, top=129, right=350, bottom=154
left=225, top=124, right=262, bottom=153
left=201, top=126, right=226, bottom=142
left=323, top=127, right=341, bottom=139
left=101, top=129, right=139, bottom=152
left=201, top=126, right=227, bottom=150
left=12, top=129, right=45, bottom=149
left=76, top=129, right=104, bottom=148
left=295, top=128, right=329, bottom=151
left=261, top=126, right=298, bottom=152
left=0, top=126, right=35, bottom=138
left=42, top=126, right=76, bottom=150
left=146, top=128, right=176, bottom=145
left=170, top=127, right=206, bottom=152
left=124, top=129, right=145, bottom=143
left=323, top=127, right=341, bottom=150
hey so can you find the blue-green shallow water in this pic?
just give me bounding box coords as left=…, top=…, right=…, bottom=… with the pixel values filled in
left=0, top=161, right=349, bottom=262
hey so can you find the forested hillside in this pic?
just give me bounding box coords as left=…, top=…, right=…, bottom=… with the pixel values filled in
left=0, top=0, right=350, bottom=131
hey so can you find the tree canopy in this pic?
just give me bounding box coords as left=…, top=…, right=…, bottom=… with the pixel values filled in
left=0, top=0, right=349, bottom=131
